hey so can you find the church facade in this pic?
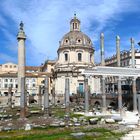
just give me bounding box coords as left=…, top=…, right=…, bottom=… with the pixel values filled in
left=52, top=15, right=101, bottom=103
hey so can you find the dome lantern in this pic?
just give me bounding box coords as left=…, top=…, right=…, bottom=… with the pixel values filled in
left=70, top=13, right=80, bottom=31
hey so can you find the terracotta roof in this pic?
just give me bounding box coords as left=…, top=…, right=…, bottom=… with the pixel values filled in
left=0, top=72, right=51, bottom=77
left=25, top=66, right=41, bottom=71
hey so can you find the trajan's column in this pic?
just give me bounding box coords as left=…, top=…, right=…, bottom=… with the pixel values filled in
left=17, top=22, right=26, bottom=118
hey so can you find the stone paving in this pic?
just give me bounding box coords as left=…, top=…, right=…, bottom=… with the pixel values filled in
left=121, top=127, right=140, bottom=140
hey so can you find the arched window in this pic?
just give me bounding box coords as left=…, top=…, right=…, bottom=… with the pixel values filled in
left=65, top=53, right=68, bottom=61
left=78, top=53, right=82, bottom=61
left=73, top=23, right=74, bottom=30
left=65, top=39, right=69, bottom=43
left=77, top=39, right=82, bottom=44
left=75, top=23, right=77, bottom=29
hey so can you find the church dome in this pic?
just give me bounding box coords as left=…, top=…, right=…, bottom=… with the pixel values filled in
left=60, top=31, right=92, bottom=48
left=59, top=14, right=93, bottom=48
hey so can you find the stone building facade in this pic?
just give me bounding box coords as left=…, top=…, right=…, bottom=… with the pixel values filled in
left=0, top=62, right=48, bottom=106
left=104, top=49, right=140, bottom=95
left=105, top=49, right=140, bottom=68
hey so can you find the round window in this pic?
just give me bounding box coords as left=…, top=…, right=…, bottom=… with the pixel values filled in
left=65, top=39, right=68, bottom=43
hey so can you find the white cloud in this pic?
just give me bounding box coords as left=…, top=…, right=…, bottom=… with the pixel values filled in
left=1, top=0, right=140, bottom=65
left=0, top=53, right=16, bottom=63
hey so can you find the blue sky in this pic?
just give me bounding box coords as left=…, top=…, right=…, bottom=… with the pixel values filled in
left=0, top=0, right=140, bottom=66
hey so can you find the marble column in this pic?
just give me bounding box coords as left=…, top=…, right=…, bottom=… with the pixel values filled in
left=38, top=85, right=42, bottom=107
left=44, top=77, right=49, bottom=114
left=65, top=78, right=70, bottom=111
left=116, top=36, right=120, bottom=67
left=132, top=77, right=137, bottom=112
left=20, top=77, right=26, bottom=117
left=84, top=76, right=89, bottom=113
left=17, top=22, right=26, bottom=118
left=8, top=86, right=12, bottom=108
left=100, top=33, right=105, bottom=66
left=130, top=38, right=135, bottom=68
left=112, top=84, right=115, bottom=93
left=101, top=76, right=106, bottom=114
left=137, top=94, right=140, bottom=115
left=118, top=76, right=122, bottom=115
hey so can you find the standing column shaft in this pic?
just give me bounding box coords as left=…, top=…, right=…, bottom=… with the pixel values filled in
left=101, top=76, right=106, bottom=113
left=118, top=76, right=122, bottom=114
left=18, top=39, right=26, bottom=94
left=8, top=86, right=12, bottom=108
left=137, top=95, right=140, bottom=115
left=65, top=78, right=70, bottom=109
left=131, top=38, right=135, bottom=68
left=132, top=77, right=137, bottom=112
left=52, top=87, right=55, bottom=105
left=84, top=76, right=89, bottom=113
left=100, top=33, right=105, bottom=66
left=20, top=77, right=26, bottom=117
left=44, top=77, right=49, bottom=112
left=38, top=85, right=42, bottom=107
left=17, top=22, right=26, bottom=118
left=116, top=36, right=120, bottom=67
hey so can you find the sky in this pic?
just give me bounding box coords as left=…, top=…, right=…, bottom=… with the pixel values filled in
left=0, top=0, right=140, bottom=66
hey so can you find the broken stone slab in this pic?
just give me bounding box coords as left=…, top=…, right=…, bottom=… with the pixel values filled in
left=7, top=123, right=13, bottom=126
left=30, top=110, right=40, bottom=114
left=59, top=122, right=65, bottom=127
left=72, top=117, right=78, bottom=123
left=0, top=114, right=8, bottom=118
left=25, top=124, right=32, bottom=131
left=111, top=115, right=122, bottom=121
left=8, top=115, right=13, bottom=118
left=89, top=118, right=98, bottom=125
left=68, top=123, right=73, bottom=126
left=50, top=123, right=60, bottom=127
left=74, top=123, right=81, bottom=126
left=71, top=132, right=85, bottom=138
left=3, top=127, right=12, bottom=131
left=100, top=118, right=105, bottom=124
left=105, top=118, right=115, bottom=123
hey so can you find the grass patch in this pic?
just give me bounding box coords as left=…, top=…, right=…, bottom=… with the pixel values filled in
left=69, top=113, right=84, bottom=118
left=51, top=107, right=66, bottom=118
left=0, top=126, right=124, bottom=140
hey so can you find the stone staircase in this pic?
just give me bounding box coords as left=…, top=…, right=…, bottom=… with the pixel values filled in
left=121, top=127, right=140, bottom=140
